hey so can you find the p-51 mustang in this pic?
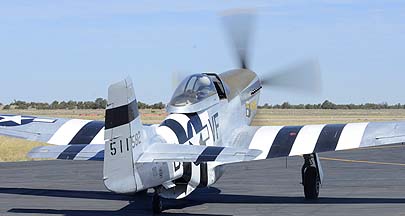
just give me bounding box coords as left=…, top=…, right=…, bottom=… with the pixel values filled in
left=2, top=11, right=405, bottom=214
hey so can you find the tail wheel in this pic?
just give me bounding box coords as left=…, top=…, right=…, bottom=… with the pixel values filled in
left=303, top=166, right=320, bottom=199
left=152, top=193, right=163, bottom=214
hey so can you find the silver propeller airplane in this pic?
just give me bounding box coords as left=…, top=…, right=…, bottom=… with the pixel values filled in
left=1, top=11, right=405, bottom=214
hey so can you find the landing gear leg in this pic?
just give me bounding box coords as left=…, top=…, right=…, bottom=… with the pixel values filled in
left=152, top=189, right=163, bottom=214
left=301, top=153, right=323, bottom=199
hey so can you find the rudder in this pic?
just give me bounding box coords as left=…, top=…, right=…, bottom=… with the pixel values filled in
left=103, top=77, right=143, bottom=194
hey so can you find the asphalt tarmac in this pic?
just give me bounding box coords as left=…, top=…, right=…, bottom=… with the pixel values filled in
left=1, top=145, right=405, bottom=216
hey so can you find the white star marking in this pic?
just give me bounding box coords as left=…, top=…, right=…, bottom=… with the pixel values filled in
left=0, top=115, right=33, bottom=125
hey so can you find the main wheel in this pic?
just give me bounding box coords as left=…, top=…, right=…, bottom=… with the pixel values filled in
left=303, top=166, right=320, bottom=199
left=152, top=193, right=163, bottom=214
left=136, top=189, right=148, bottom=196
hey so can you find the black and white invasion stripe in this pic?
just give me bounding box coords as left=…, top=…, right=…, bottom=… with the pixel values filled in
left=158, top=112, right=211, bottom=190
left=46, top=119, right=105, bottom=160
left=249, top=122, right=370, bottom=159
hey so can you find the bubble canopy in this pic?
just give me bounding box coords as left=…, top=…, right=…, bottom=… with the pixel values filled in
left=167, top=74, right=220, bottom=113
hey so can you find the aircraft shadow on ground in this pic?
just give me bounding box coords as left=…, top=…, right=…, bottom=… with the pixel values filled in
left=3, top=187, right=405, bottom=216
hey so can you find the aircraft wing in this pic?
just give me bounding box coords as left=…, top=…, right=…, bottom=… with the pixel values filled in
left=0, top=114, right=106, bottom=145
left=28, top=143, right=261, bottom=163
left=239, top=121, right=405, bottom=160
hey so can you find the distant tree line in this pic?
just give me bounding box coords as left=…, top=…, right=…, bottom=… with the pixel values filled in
left=1, top=99, right=405, bottom=110
left=137, top=101, right=165, bottom=109
left=0, top=98, right=166, bottom=110
left=259, top=100, right=405, bottom=110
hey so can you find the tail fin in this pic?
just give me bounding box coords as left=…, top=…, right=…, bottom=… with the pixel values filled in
left=103, top=77, right=143, bottom=194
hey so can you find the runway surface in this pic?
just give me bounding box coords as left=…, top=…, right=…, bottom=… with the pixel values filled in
left=1, top=145, right=405, bottom=216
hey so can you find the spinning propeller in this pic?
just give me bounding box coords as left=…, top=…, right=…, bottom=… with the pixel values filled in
left=222, top=9, right=322, bottom=93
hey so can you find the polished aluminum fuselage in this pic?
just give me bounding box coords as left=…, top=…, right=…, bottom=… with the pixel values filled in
left=132, top=69, right=262, bottom=199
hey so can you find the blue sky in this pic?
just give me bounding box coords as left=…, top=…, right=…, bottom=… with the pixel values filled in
left=1, top=0, right=405, bottom=105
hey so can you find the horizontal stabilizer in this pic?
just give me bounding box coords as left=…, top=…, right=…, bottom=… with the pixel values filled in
left=28, top=144, right=104, bottom=161
left=137, top=143, right=261, bottom=164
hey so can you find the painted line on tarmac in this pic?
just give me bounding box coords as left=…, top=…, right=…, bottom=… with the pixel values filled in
left=364, top=144, right=405, bottom=150
left=320, top=157, right=405, bottom=167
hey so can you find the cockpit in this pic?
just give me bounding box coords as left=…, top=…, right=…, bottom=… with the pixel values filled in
left=167, top=73, right=228, bottom=113
left=170, top=74, right=216, bottom=107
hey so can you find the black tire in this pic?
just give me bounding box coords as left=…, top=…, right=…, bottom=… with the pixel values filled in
left=303, top=166, right=320, bottom=200
left=136, top=189, right=148, bottom=196
left=152, top=193, right=163, bottom=214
